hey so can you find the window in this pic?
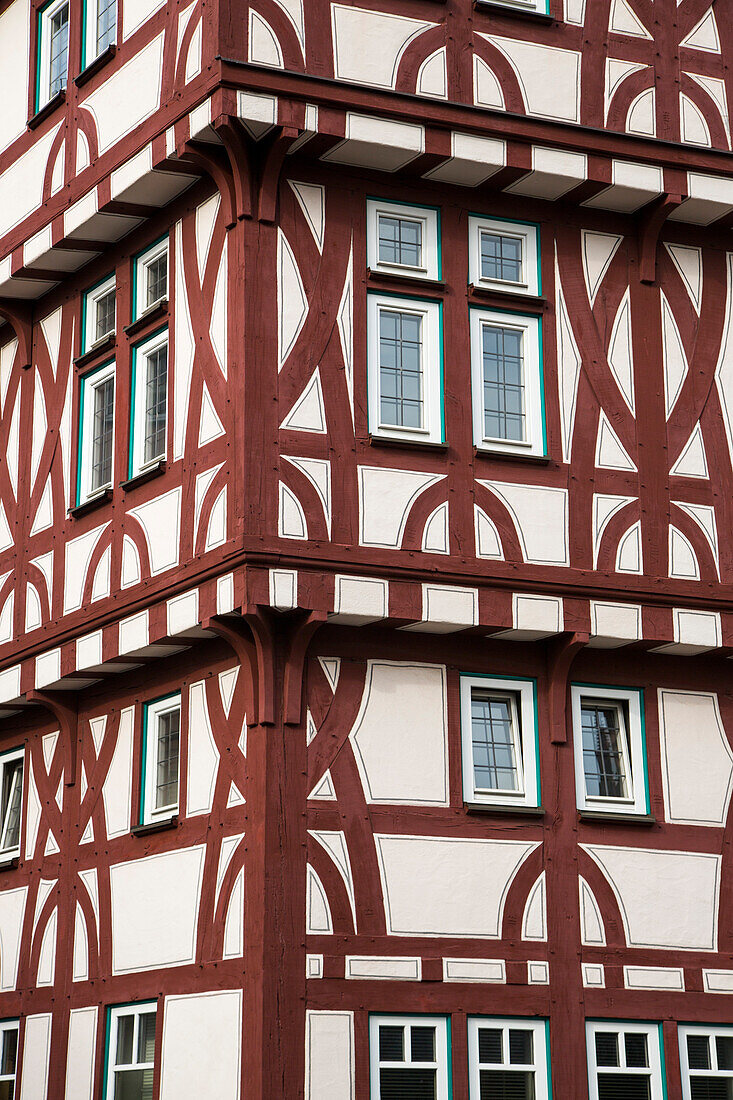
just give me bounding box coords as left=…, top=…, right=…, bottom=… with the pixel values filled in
left=469, top=216, right=540, bottom=297
left=0, top=750, right=23, bottom=859
left=367, top=200, right=440, bottom=281
left=680, top=1025, right=733, bottom=1100
left=367, top=293, right=443, bottom=445
left=141, top=694, right=181, bottom=825
left=370, top=1016, right=449, bottom=1100
left=130, top=329, right=168, bottom=478
left=134, top=239, right=169, bottom=320
left=83, top=0, right=117, bottom=66
left=78, top=361, right=115, bottom=503
left=105, top=1003, right=156, bottom=1100
left=470, top=307, right=545, bottom=457
left=468, top=1017, right=549, bottom=1099
left=83, top=276, right=116, bottom=354
left=37, top=0, right=69, bottom=109
left=571, top=685, right=649, bottom=817
left=0, top=1020, right=18, bottom=1099
left=460, top=675, right=540, bottom=809
left=587, top=1021, right=664, bottom=1100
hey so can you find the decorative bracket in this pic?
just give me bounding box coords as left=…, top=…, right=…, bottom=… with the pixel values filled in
left=26, top=690, right=79, bottom=785
left=283, top=610, right=326, bottom=726
left=0, top=300, right=33, bottom=370
left=545, top=632, right=588, bottom=744
left=638, top=193, right=682, bottom=284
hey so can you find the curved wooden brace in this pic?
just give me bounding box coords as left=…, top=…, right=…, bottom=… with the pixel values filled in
left=26, top=690, right=79, bottom=785
left=638, top=193, right=682, bottom=284
left=283, top=610, right=326, bottom=726
left=179, top=139, right=243, bottom=229
left=204, top=612, right=274, bottom=726
left=0, top=301, right=33, bottom=370
left=545, top=632, right=588, bottom=744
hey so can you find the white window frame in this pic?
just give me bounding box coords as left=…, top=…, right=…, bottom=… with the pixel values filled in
left=468, top=1017, right=549, bottom=1100
left=370, top=1015, right=449, bottom=1100
left=83, top=275, right=116, bottom=354
left=470, top=307, right=545, bottom=457
left=367, top=199, right=440, bottom=281
left=105, top=1002, right=157, bottom=1100
left=469, top=215, right=540, bottom=297
left=586, top=1020, right=664, bottom=1100
left=134, top=238, right=169, bottom=320
left=0, top=1019, right=19, bottom=1095
left=679, top=1024, right=733, bottom=1099
left=367, top=293, right=443, bottom=445
left=83, top=0, right=117, bottom=67
left=130, top=328, right=169, bottom=479
left=0, top=748, right=24, bottom=859
left=37, top=0, right=70, bottom=109
left=142, top=693, right=181, bottom=825
left=78, top=360, right=116, bottom=504
left=460, top=675, right=539, bottom=809
left=571, top=684, right=648, bottom=817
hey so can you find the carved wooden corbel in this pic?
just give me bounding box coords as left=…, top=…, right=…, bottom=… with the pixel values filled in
left=638, top=193, right=682, bottom=284
left=26, top=690, right=79, bottom=785
left=205, top=611, right=275, bottom=727
left=545, top=632, right=588, bottom=744
left=0, top=300, right=33, bottom=370
left=283, top=610, right=326, bottom=726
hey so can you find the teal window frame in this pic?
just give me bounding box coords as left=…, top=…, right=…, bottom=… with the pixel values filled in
left=35, top=0, right=71, bottom=111
left=81, top=273, right=116, bottom=356
left=103, top=1000, right=158, bottom=1100
left=128, top=325, right=169, bottom=480
left=132, top=235, right=170, bottom=322
left=139, top=691, right=181, bottom=826
left=468, top=213, right=541, bottom=297
left=678, top=1023, right=733, bottom=1100
left=76, top=358, right=116, bottom=505
left=369, top=1014, right=452, bottom=1100
left=0, top=1018, right=19, bottom=1096
left=467, top=1016, right=551, bottom=1100
left=586, top=1019, right=666, bottom=1100
left=366, top=197, right=442, bottom=281
left=81, top=0, right=117, bottom=71
left=0, top=745, right=23, bottom=857
left=571, top=683, right=650, bottom=817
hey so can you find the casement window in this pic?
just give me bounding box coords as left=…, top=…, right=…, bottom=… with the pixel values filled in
left=130, top=329, right=168, bottom=478
left=0, top=749, right=23, bottom=859
left=83, top=0, right=117, bottom=66
left=141, top=694, right=180, bottom=825
left=0, top=1020, right=19, bottom=1098
left=78, top=361, right=115, bottom=503
left=105, top=1003, right=156, bottom=1100
left=460, top=675, right=540, bottom=809
left=587, top=1021, right=665, bottom=1100
left=468, top=1017, right=550, bottom=1100
left=37, top=0, right=70, bottom=108
left=469, top=215, right=540, bottom=297
left=470, top=307, right=545, bottom=457
left=370, top=1016, right=450, bottom=1100
left=134, top=238, right=169, bottom=320
left=367, top=293, right=443, bottom=445
left=679, top=1025, right=733, bottom=1099
left=571, top=685, right=649, bottom=817
left=367, top=200, right=440, bottom=281
left=83, top=276, right=116, bottom=353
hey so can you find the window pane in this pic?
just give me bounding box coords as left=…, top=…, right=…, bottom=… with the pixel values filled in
left=690, top=1081, right=733, bottom=1100
left=482, top=325, right=525, bottom=442
left=379, top=1067, right=435, bottom=1098
left=114, top=1068, right=154, bottom=1100
left=91, top=376, right=114, bottom=491
left=95, top=290, right=115, bottom=343
left=598, top=1074, right=650, bottom=1100
left=0, top=1029, right=17, bottom=1076
left=378, top=216, right=422, bottom=268
left=478, top=1029, right=503, bottom=1065
left=137, top=1013, right=156, bottom=1065
left=1, top=762, right=22, bottom=850
left=379, top=310, right=423, bottom=429
left=509, top=1030, right=533, bottom=1066
left=145, top=254, right=167, bottom=309
left=49, top=4, right=69, bottom=96
left=688, top=1036, right=712, bottom=1071
left=625, top=1033, right=648, bottom=1068
left=717, top=1038, right=733, bottom=1072
left=96, top=0, right=116, bottom=54
left=0, top=1085, right=14, bottom=1100
left=411, top=1027, right=435, bottom=1063
left=471, top=693, right=520, bottom=793
left=379, top=1026, right=404, bottom=1063
left=581, top=704, right=628, bottom=799
left=143, top=345, right=168, bottom=465
left=595, top=1033, right=619, bottom=1068
left=480, top=1069, right=535, bottom=1099
left=155, top=708, right=179, bottom=810
left=115, top=1015, right=134, bottom=1066
left=481, top=232, right=522, bottom=283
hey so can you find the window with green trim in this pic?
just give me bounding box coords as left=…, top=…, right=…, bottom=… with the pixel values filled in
left=130, top=329, right=168, bottom=479
left=367, top=199, right=440, bottom=281
left=586, top=1020, right=664, bottom=1100
left=37, top=0, right=70, bottom=110
left=460, top=674, right=540, bottom=809
left=679, top=1024, right=733, bottom=1099
left=141, top=693, right=181, bottom=825
left=0, top=748, right=22, bottom=860
left=77, top=361, right=115, bottom=503
left=468, top=215, right=540, bottom=297
left=0, top=1019, right=19, bottom=1098
left=83, top=0, right=117, bottom=69
left=133, top=238, right=169, bottom=321
left=82, top=275, right=116, bottom=354
left=468, top=1017, right=550, bottom=1099
left=105, top=1003, right=157, bottom=1100
left=571, top=685, right=649, bottom=817
left=369, top=1015, right=449, bottom=1100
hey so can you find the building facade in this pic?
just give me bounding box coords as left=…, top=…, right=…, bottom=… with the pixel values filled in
left=0, top=0, right=732, bottom=1097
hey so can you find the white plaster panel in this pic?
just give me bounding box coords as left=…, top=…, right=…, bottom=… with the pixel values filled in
left=186, top=681, right=220, bottom=817
left=129, top=488, right=182, bottom=575
left=332, top=575, right=388, bottom=624
left=583, top=844, right=721, bottom=950
left=102, top=707, right=134, bottom=839
left=306, top=864, right=333, bottom=935
left=331, top=5, right=435, bottom=89
left=579, top=877, right=606, bottom=946
left=65, top=1007, right=97, bottom=1100
left=658, top=689, right=733, bottom=825
left=583, top=963, right=605, bottom=988
left=0, top=0, right=30, bottom=153
left=478, top=35, right=581, bottom=122
left=36, top=909, right=57, bottom=986
left=359, top=467, right=444, bottom=548
left=174, top=219, right=194, bottom=460
left=123, top=0, right=165, bottom=36
left=345, top=956, right=421, bottom=980
left=443, top=958, right=505, bottom=983
left=82, top=35, right=164, bottom=153
left=322, top=114, right=424, bottom=172
left=278, top=229, right=308, bottom=369
left=0, top=886, right=27, bottom=990
left=704, top=970, right=733, bottom=994
left=20, top=1014, right=52, bottom=1100
left=624, top=966, right=685, bottom=991
left=479, top=482, right=569, bottom=566
left=522, top=872, right=546, bottom=941
left=110, top=845, right=205, bottom=973
left=160, top=990, right=242, bottom=1100
left=63, top=523, right=109, bottom=613
left=305, top=1011, right=355, bottom=1100
left=349, top=662, right=449, bottom=806
left=0, top=125, right=60, bottom=239
left=375, top=835, right=539, bottom=937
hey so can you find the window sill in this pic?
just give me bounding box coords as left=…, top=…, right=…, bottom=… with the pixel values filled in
left=578, top=810, right=656, bottom=826
left=0, top=856, right=19, bottom=872
left=131, top=814, right=178, bottom=837
left=68, top=488, right=113, bottom=519
left=75, top=44, right=116, bottom=88
left=124, top=299, right=168, bottom=339
left=473, top=1, right=555, bottom=24
left=74, top=334, right=116, bottom=371
left=28, top=89, right=66, bottom=130
left=474, top=445, right=551, bottom=466
left=120, top=459, right=166, bottom=492
left=369, top=433, right=448, bottom=454
left=465, top=802, right=545, bottom=818
left=468, top=285, right=547, bottom=313
left=367, top=269, right=445, bottom=294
